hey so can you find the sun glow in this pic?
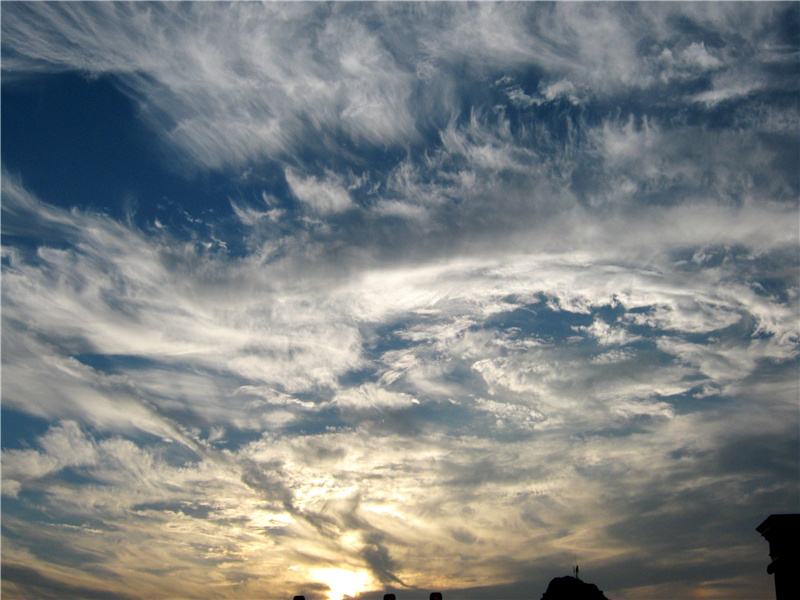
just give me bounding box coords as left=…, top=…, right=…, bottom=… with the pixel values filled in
left=312, top=568, right=372, bottom=600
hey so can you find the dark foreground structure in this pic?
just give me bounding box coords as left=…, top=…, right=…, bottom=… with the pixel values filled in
left=757, top=514, right=800, bottom=600
left=540, top=575, right=609, bottom=600
left=296, top=579, right=611, bottom=600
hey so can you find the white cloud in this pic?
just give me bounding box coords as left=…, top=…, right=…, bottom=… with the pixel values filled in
left=3, top=2, right=793, bottom=177
left=333, top=383, right=418, bottom=411
left=1, top=3, right=418, bottom=169
left=285, top=168, right=354, bottom=214
left=8, top=172, right=793, bottom=446
left=230, top=197, right=285, bottom=226
left=682, top=42, right=724, bottom=71
left=1, top=2, right=797, bottom=598
left=577, top=319, right=640, bottom=346
left=691, top=80, right=762, bottom=106
left=372, top=199, right=430, bottom=222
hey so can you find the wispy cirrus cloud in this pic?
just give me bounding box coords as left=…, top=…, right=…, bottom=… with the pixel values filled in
left=3, top=158, right=798, bottom=597
left=2, top=3, right=798, bottom=599
left=2, top=2, right=420, bottom=170
left=286, top=168, right=355, bottom=215
left=4, top=174, right=795, bottom=440
left=3, top=2, right=795, bottom=172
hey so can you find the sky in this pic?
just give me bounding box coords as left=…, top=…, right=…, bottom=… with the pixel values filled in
left=1, top=2, right=798, bottom=600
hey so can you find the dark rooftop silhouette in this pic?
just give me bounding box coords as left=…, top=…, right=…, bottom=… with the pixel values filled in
left=540, top=576, right=609, bottom=600
left=757, top=514, right=800, bottom=600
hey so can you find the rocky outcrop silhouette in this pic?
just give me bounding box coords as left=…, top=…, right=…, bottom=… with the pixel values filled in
left=541, top=576, right=609, bottom=600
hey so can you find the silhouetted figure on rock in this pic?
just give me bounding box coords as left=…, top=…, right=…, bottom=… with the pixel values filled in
left=541, top=576, right=608, bottom=600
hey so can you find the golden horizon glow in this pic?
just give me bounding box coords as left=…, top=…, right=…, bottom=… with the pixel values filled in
left=311, top=568, right=372, bottom=600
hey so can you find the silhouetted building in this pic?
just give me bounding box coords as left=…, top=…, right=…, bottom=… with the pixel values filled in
left=541, top=576, right=608, bottom=600
left=757, top=514, right=800, bottom=600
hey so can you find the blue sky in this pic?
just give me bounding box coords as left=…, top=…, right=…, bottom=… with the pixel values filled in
left=1, top=3, right=798, bottom=599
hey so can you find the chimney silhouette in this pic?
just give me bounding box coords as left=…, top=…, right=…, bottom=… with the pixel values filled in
left=757, top=514, right=800, bottom=600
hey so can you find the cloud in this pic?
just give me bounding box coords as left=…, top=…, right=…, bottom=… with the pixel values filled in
left=4, top=172, right=796, bottom=440
left=286, top=168, right=355, bottom=215
left=4, top=2, right=794, bottom=174
left=334, top=383, right=418, bottom=412
left=1, top=2, right=419, bottom=170
left=1, top=2, right=798, bottom=599
left=1, top=563, right=136, bottom=600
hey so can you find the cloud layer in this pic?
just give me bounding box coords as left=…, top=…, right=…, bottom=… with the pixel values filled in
left=2, top=3, right=798, bottom=600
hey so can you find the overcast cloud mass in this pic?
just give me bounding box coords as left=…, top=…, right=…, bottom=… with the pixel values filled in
left=2, top=3, right=798, bottom=599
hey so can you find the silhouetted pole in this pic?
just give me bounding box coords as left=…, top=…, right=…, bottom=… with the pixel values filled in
left=757, top=514, right=800, bottom=600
